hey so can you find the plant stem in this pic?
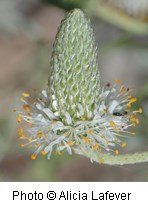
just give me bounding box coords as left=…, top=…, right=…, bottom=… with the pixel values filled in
left=90, top=152, right=148, bottom=165
left=86, top=0, right=148, bottom=35
left=76, top=149, right=148, bottom=165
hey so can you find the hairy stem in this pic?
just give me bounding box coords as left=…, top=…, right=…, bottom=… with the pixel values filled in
left=76, top=150, right=148, bottom=165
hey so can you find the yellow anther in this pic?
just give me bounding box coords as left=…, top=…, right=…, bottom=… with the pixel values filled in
left=130, top=98, right=136, bottom=103
left=29, top=123, right=33, bottom=127
left=82, top=136, right=90, bottom=144
left=20, top=143, right=24, bottom=148
left=57, top=150, right=62, bottom=155
left=89, top=129, right=94, bottom=134
left=127, top=103, right=131, bottom=107
left=106, top=140, right=109, bottom=144
left=44, top=134, right=47, bottom=139
left=37, top=131, right=42, bottom=138
left=121, top=143, right=127, bottom=148
left=68, top=141, right=74, bottom=146
left=19, top=97, right=24, bottom=102
left=41, top=150, right=46, bottom=155
left=101, top=134, right=105, bottom=138
left=31, top=154, right=36, bottom=160
left=35, top=143, right=40, bottom=147
left=93, top=144, right=99, bottom=150
left=17, top=114, right=21, bottom=123
left=115, top=150, right=119, bottom=155
left=21, top=133, right=26, bottom=139
left=28, top=137, right=33, bottom=142
left=139, top=108, right=142, bottom=113
left=22, top=92, right=30, bottom=97
left=115, top=79, right=120, bottom=83
left=18, top=126, right=23, bottom=135
left=109, top=121, right=116, bottom=128
left=80, top=117, right=86, bottom=121
left=135, top=118, right=139, bottom=124
left=99, top=157, right=104, bottom=164
left=127, top=95, right=132, bottom=99
left=120, top=87, right=125, bottom=94
left=23, top=105, right=30, bottom=112
left=131, top=117, right=139, bottom=124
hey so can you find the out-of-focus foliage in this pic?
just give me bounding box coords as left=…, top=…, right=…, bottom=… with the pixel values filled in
left=0, top=0, right=40, bottom=39
left=87, top=0, right=148, bottom=35
left=44, top=0, right=87, bottom=10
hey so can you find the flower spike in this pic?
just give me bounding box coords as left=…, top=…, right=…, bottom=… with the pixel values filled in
left=16, top=9, right=147, bottom=165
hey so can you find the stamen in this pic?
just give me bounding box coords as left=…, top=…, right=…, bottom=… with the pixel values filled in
left=120, top=85, right=125, bottom=94
left=18, top=127, right=23, bottom=135
left=80, top=117, right=86, bottom=121
left=136, top=118, right=139, bottom=124
left=57, top=150, right=62, bottom=155
left=20, top=143, right=24, bottom=148
left=44, top=134, right=47, bottom=139
left=89, top=129, right=94, bottom=134
left=115, top=150, right=119, bottom=155
left=115, top=79, right=120, bottom=83
left=31, top=154, right=36, bottom=160
left=41, top=150, right=46, bottom=155
left=17, top=114, right=21, bottom=123
left=22, top=92, right=30, bottom=97
left=93, top=144, right=99, bottom=150
left=99, top=157, right=104, bottom=164
left=82, top=136, right=91, bottom=144
left=109, top=121, right=116, bottom=128
left=127, top=103, right=131, bottom=107
left=121, top=143, right=127, bottom=148
left=21, top=133, right=26, bottom=139
left=68, top=141, right=74, bottom=146
left=130, top=98, right=136, bottom=103
left=23, top=105, right=30, bottom=112
left=28, top=137, right=33, bottom=142
left=37, top=131, right=42, bottom=138
left=139, top=108, right=142, bottom=113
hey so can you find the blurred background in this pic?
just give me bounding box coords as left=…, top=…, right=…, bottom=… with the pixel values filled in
left=0, top=0, right=148, bottom=181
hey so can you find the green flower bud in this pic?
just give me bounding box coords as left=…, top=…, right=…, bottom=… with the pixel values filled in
left=48, top=9, right=100, bottom=123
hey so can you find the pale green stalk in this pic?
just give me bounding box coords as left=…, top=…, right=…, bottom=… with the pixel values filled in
left=76, top=149, right=148, bottom=165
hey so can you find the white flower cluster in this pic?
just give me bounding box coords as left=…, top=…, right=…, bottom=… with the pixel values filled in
left=16, top=80, right=142, bottom=162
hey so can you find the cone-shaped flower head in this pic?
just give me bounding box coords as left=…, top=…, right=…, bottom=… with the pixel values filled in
left=48, top=9, right=100, bottom=122
left=16, top=9, right=141, bottom=163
